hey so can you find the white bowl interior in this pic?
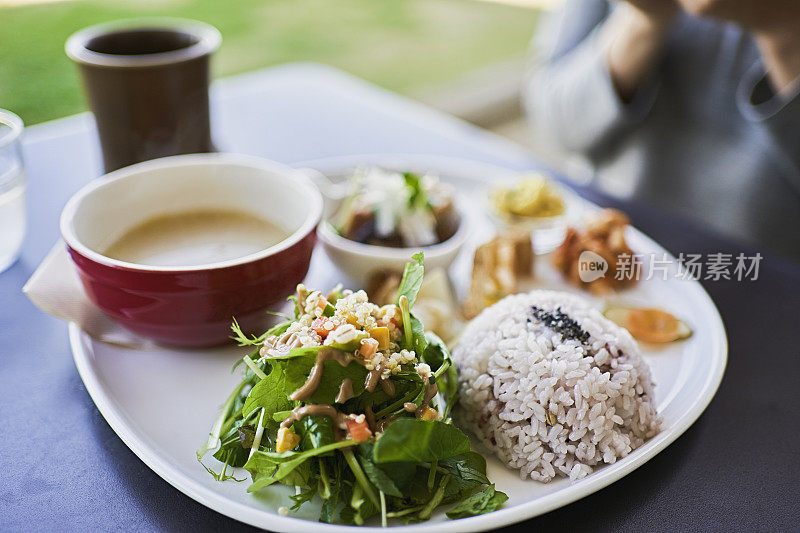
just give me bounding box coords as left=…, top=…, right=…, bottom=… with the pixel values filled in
left=64, top=155, right=321, bottom=268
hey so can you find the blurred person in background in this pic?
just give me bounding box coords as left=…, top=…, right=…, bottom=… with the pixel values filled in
left=525, top=0, right=800, bottom=261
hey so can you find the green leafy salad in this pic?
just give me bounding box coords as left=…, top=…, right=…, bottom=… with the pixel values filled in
left=198, top=253, right=507, bottom=525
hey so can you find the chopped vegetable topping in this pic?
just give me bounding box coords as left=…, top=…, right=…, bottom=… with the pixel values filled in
left=276, top=427, right=301, bottom=453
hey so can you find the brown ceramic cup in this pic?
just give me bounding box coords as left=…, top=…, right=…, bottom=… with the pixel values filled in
left=66, top=19, right=221, bottom=172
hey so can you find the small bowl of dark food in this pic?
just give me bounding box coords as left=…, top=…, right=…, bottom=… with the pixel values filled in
left=309, top=166, right=468, bottom=281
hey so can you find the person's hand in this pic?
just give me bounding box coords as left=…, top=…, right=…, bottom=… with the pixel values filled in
left=623, top=0, right=680, bottom=27
left=605, top=1, right=679, bottom=102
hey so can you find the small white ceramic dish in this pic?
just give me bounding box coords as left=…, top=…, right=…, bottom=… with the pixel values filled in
left=298, top=163, right=473, bottom=283
left=315, top=218, right=469, bottom=284
left=484, top=175, right=584, bottom=254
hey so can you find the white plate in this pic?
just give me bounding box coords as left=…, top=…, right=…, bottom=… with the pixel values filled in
left=69, top=154, right=727, bottom=532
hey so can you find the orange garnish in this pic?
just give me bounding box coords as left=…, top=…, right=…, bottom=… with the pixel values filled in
left=346, top=418, right=372, bottom=442
left=626, top=308, right=686, bottom=343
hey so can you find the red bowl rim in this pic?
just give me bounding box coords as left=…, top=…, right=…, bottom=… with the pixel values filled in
left=60, top=153, right=323, bottom=273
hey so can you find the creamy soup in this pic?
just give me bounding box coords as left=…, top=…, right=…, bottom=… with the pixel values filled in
left=103, top=209, right=288, bottom=266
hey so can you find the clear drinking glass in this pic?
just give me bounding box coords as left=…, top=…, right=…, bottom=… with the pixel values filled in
left=0, top=109, right=26, bottom=273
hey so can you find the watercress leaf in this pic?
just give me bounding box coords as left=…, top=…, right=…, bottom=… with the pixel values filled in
left=212, top=443, right=250, bottom=469
left=288, top=294, right=301, bottom=319
left=350, top=374, right=419, bottom=416
left=197, top=379, right=249, bottom=469
left=231, top=318, right=292, bottom=348
left=339, top=503, right=355, bottom=524
left=439, top=452, right=490, bottom=505
left=231, top=319, right=264, bottom=347
left=245, top=440, right=358, bottom=492
left=284, top=356, right=367, bottom=405
left=373, top=419, right=470, bottom=463
left=357, top=443, right=415, bottom=498
left=344, top=479, right=379, bottom=526
left=231, top=392, right=247, bottom=415
left=289, top=483, right=317, bottom=512
left=237, top=425, right=256, bottom=449
left=422, top=333, right=458, bottom=418
left=392, top=369, right=425, bottom=383
left=360, top=460, right=404, bottom=498
left=279, top=459, right=313, bottom=487
left=320, top=487, right=340, bottom=523
left=443, top=363, right=459, bottom=419
left=336, top=478, right=355, bottom=524
left=439, top=452, right=490, bottom=486
left=242, top=361, right=292, bottom=417
left=297, top=415, right=336, bottom=452
left=277, top=345, right=320, bottom=361
left=396, top=252, right=425, bottom=308
left=319, top=456, right=343, bottom=523
left=408, top=313, right=428, bottom=355
left=399, top=466, right=436, bottom=505
left=422, top=332, right=448, bottom=371
left=272, top=410, right=291, bottom=423
left=275, top=340, right=366, bottom=362
left=445, top=484, right=508, bottom=519
left=267, top=320, right=291, bottom=336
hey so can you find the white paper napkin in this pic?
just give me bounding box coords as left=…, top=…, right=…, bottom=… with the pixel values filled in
left=23, top=243, right=155, bottom=349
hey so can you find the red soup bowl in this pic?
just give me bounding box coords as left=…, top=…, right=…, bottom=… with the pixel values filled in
left=60, top=153, right=322, bottom=347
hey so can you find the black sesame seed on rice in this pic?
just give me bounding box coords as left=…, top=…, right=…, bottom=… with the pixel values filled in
left=528, top=305, right=591, bottom=345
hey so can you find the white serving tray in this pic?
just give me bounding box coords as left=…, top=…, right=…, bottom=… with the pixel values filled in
left=70, top=154, right=727, bottom=532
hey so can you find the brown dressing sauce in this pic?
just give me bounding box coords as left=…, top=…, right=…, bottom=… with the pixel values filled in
left=375, top=414, right=398, bottom=433
left=364, top=405, right=377, bottom=431
left=415, top=381, right=439, bottom=417
left=280, top=404, right=347, bottom=440
left=364, top=367, right=382, bottom=392
left=335, top=378, right=354, bottom=404
left=289, top=349, right=354, bottom=401
left=364, top=363, right=396, bottom=396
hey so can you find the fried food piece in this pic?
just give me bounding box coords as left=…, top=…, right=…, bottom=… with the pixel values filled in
left=552, top=208, right=637, bottom=294
left=339, top=206, right=376, bottom=243
left=432, top=196, right=459, bottom=242
left=463, top=230, right=534, bottom=318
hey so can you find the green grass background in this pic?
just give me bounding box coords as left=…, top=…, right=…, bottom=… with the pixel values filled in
left=0, top=0, right=539, bottom=125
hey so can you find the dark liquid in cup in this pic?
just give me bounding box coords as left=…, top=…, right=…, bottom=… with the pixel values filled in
left=68, top=22, right=218, bottom=172
left=86, top=29, right=199, bottom=56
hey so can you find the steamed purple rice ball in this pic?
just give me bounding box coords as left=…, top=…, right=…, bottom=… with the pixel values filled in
left=452, top=290, right=661, bottom=482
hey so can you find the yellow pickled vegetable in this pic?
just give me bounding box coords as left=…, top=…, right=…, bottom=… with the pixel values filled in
left=368, top=326, right=390, bottom=350
left=491, top=175, right=565, bottom=218
left=276, top=427, right=301, bottom=453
